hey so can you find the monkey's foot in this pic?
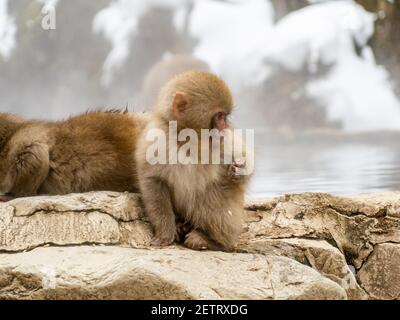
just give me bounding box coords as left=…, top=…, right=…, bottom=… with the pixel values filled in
left=150, top=230, right=177, bottom=247
left=184, top=230, right=226, bottom=251
left=184, top=230, right=212, bottom=251
left=151, top=237, right=174, bottom=247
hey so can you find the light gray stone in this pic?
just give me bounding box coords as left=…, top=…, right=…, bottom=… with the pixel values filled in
left=1, top=191, right=399, bottom=299
left=0, top=246, right=346, bottom=300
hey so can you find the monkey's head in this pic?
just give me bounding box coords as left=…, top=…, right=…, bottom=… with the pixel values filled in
left=156, top=71, right=234, bottom=131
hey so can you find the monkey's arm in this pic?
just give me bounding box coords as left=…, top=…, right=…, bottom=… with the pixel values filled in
left=140, top=177, right=178, bottom=246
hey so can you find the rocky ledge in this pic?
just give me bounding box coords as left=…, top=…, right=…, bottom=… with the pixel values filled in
left=0, top=191, right=399, bottom=300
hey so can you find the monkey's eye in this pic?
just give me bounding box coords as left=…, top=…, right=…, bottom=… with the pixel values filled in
left=211, top=112, right=229, bottom=130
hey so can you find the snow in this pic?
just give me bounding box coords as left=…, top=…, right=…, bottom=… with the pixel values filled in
left=93, top=0, right=190, bottom=87
left=307, top=49, right=400, bottom=131
left=0, top=0, right=397, bottom=132
left=189, top=0, right=274, bottom=88
left=272, top=1, right=400, bottom=131
left=37, top=0, right=60, bottom=8
left=189, top=0, right=374, bottom=81
left=0, top=0, right=16, bottom=61
left=90, top=0, right=400, bottom=131
left=189, top=0, right=400, bottom=131
left=263, top=1, right=375, bottom=73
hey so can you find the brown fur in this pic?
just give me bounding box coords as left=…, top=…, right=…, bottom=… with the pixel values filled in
left=0, top=111, right=149, bottom=197
left=136, top=71, right=251, bottom=251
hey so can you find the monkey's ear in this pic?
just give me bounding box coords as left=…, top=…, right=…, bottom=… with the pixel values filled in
left=172, top=91, right=188, bottom=119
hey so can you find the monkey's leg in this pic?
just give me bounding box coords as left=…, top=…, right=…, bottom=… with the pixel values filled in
left=184, top=229, right=224, bottom=251
left=141, top=178, right=177, bottom=246
left=3, top=143, right=49, bottom=197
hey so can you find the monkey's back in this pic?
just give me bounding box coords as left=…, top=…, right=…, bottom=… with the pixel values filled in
left=40, top=111, right=149, bottom=195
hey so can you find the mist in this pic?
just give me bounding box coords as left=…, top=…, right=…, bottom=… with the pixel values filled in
left=1, top=0, right=400, bottom=198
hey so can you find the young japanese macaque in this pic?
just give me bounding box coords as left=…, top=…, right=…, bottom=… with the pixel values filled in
left=136, top=71, right=253, bottom=251
left=0, top=111, right=149, bottom=201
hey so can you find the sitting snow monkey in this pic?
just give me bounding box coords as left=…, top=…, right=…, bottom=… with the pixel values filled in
left=136, top=71, right=253, bottom=251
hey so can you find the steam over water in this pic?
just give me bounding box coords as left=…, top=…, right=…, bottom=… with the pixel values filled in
left=248, top=131, right=400, bottom=198
left=1, top=0, right=400, bottom=198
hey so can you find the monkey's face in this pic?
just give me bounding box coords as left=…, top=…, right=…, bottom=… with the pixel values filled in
left=172, top=91, right=232, bottom=131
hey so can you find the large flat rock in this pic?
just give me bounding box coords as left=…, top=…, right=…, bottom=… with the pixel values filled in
left=1, top=191, right=399, bottom=299
left=243, top=192, right=400, bottom=299
left=0, top=246, right=346, bottom=300
left=0, top=192, right=152, bottom=251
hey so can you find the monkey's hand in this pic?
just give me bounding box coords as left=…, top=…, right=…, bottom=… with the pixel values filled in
left=228, top=158, right=247, bottom=181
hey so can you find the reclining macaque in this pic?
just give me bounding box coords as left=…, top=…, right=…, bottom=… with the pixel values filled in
left=0, top=111, right=148, bottom=200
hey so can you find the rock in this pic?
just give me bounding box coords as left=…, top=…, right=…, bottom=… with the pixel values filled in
left=357, top=243, right=400, bottom=300
left=0, top=246, right=346, bottom=300
left=0, top=192, right=152, bottom=251
left=0, top=191, right=399, bottom=300
left=243, top=192, right=400, bottom=300
left=239, top=238, right=367, bottom=300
